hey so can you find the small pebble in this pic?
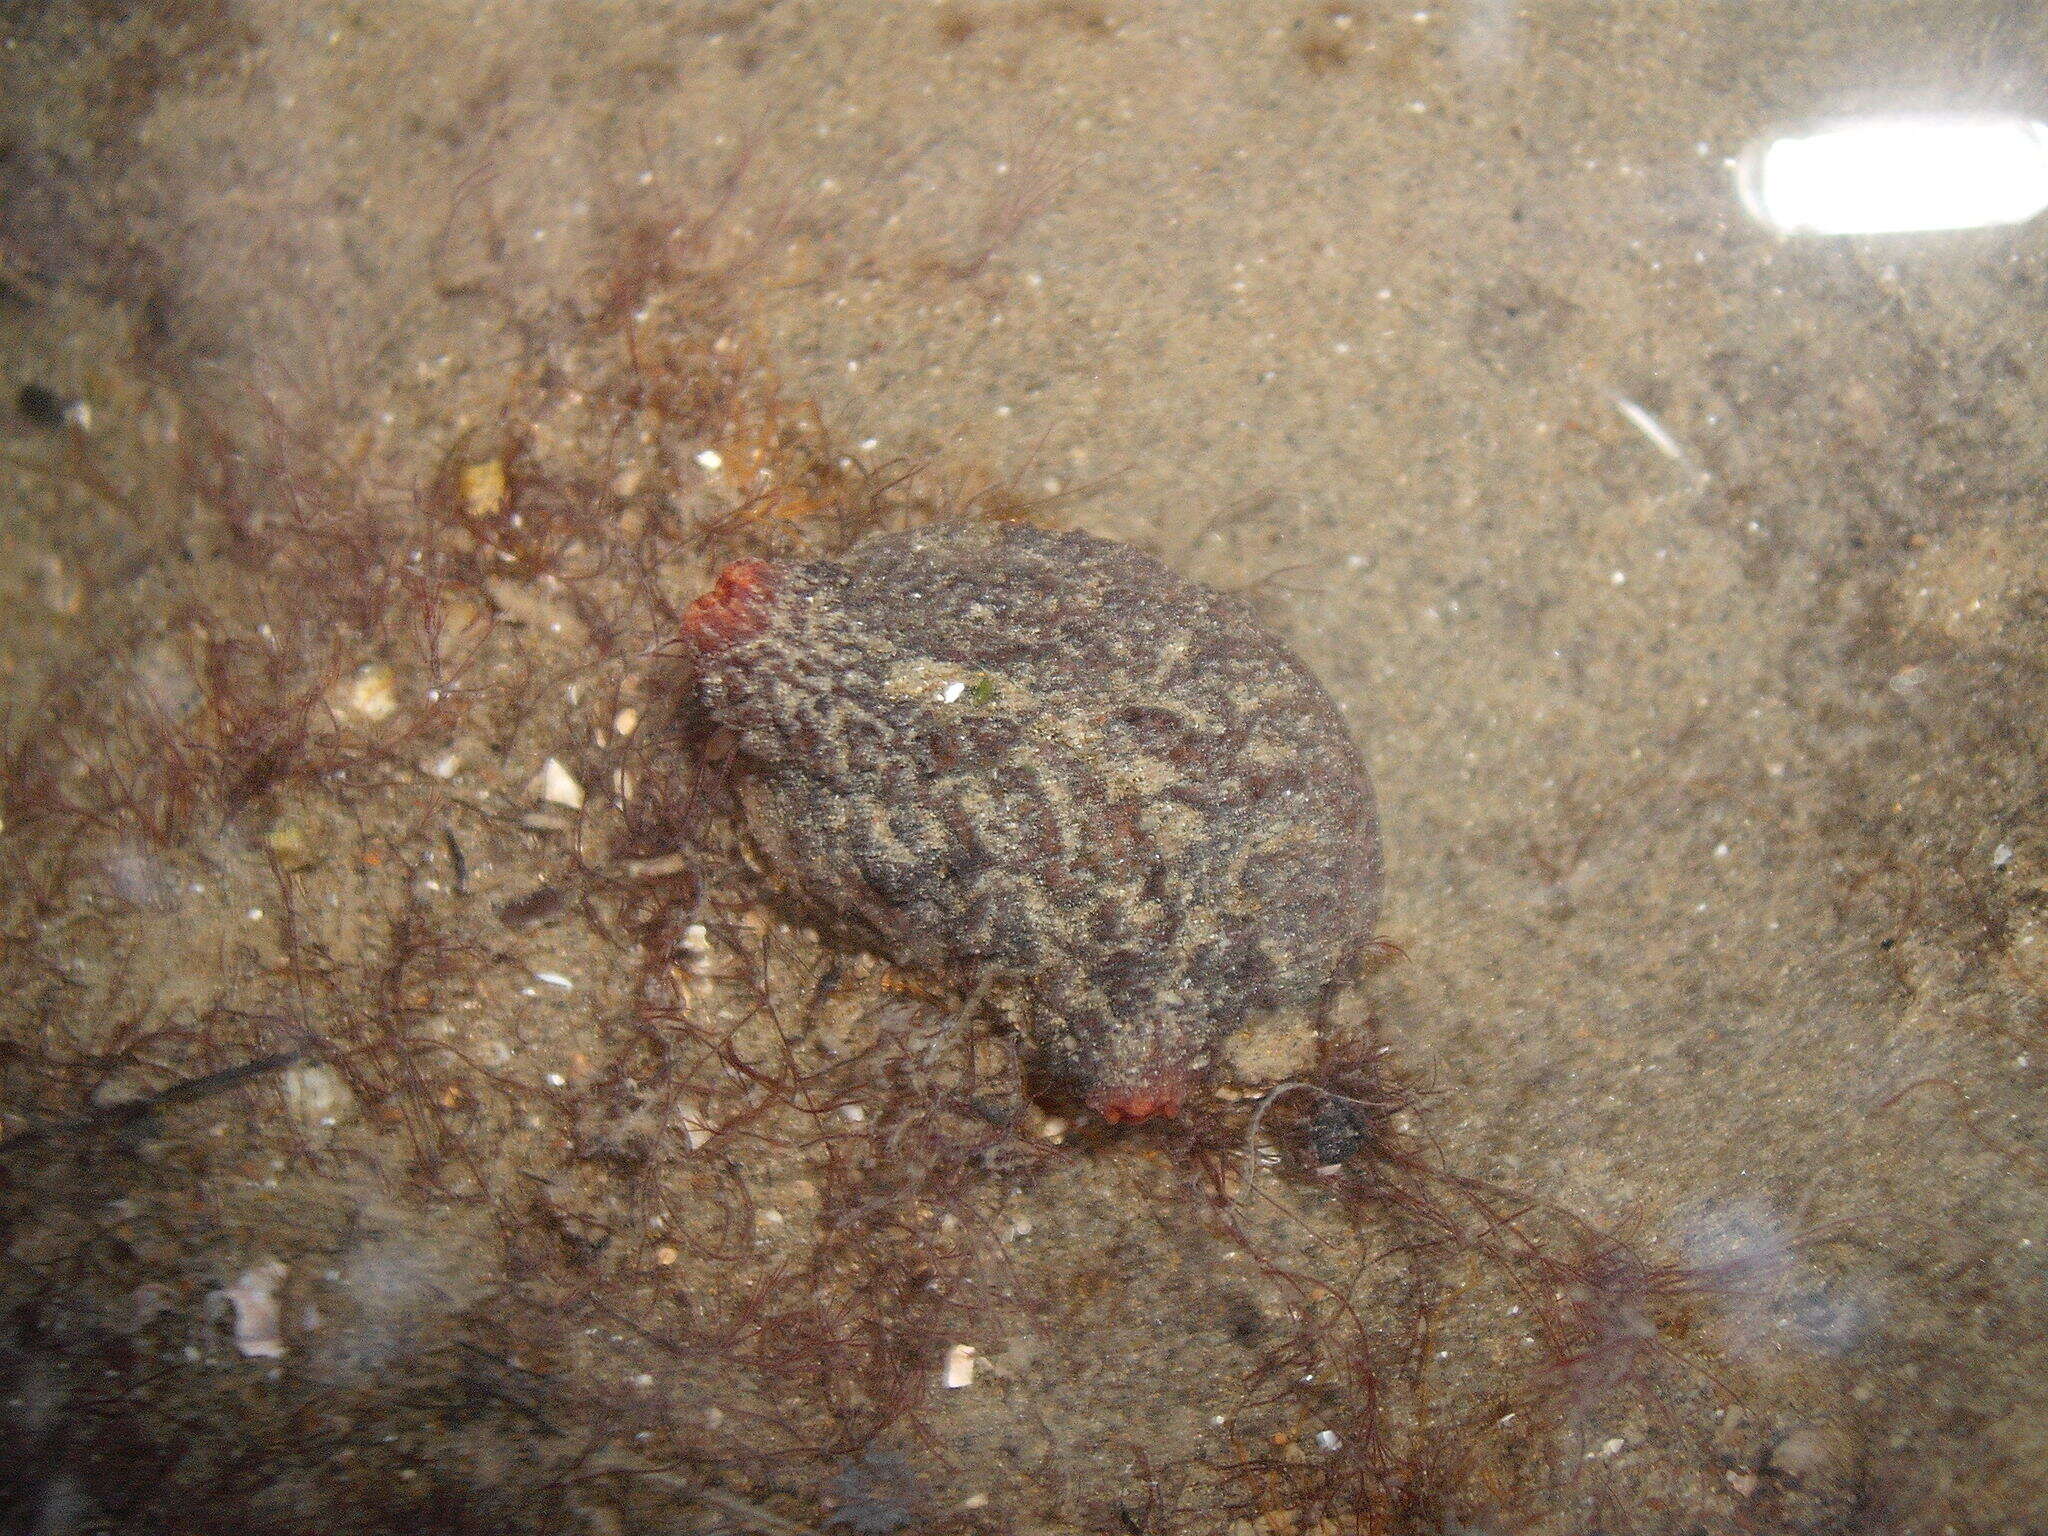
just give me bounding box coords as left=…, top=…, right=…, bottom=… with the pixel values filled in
left=497, top=886, right=568, bottom=929
left=459, top=459, right=507, bottom=519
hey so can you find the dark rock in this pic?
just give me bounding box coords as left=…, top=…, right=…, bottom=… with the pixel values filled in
left=680, top=521, right=1381, bottom=1120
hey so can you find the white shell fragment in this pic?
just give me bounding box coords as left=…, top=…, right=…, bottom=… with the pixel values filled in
left=539, top=757, right=585, bottom=809
left=224, top=1259, right=289, bottom=1358
left=1609, top=394, right=1683, bottom=463
left=943, top=1342, right=977, bottom=1388
left=1737, top=114, right=2048, bottom=235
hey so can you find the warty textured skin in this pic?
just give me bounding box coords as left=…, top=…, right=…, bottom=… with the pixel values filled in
left=681, top=520, right=1382, bottom=1121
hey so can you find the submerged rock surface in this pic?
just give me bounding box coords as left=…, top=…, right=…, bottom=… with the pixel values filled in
left=681, top=520, right=1382, bottom=1119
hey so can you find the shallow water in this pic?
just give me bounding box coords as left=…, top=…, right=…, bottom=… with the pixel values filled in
left=4, top=3, right=2046, bottom=1531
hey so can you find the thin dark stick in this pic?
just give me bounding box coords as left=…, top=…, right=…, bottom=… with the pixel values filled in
left=0, top=1048, right=305, bottom=1159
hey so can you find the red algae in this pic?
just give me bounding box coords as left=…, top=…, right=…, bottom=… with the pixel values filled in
left=681, top=558, right=781, bottom=653
left=679, top=519, right=1382, bottom=1119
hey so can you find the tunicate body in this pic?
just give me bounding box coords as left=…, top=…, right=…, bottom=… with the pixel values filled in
left=680, top=520, right=1381, bottom=1120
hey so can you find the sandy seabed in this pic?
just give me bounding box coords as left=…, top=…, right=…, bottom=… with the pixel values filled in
left=3, top=3, right=2047, bottom=1532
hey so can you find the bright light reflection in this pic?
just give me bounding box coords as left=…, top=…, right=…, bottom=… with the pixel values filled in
left=1736, top=113, right=2048, bottom=235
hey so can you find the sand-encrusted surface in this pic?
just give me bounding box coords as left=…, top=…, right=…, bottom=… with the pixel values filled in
left=682, top=521, right=1380, bottom=1119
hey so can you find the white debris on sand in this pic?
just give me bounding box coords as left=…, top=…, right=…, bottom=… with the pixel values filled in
left=538, top=757, right=585, bottom=809
left=223, top=1259, right=289, bottom=1358
left=679, top=921, right=714, bottom=974
left=943, top=1343, right=977, bottom=1388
